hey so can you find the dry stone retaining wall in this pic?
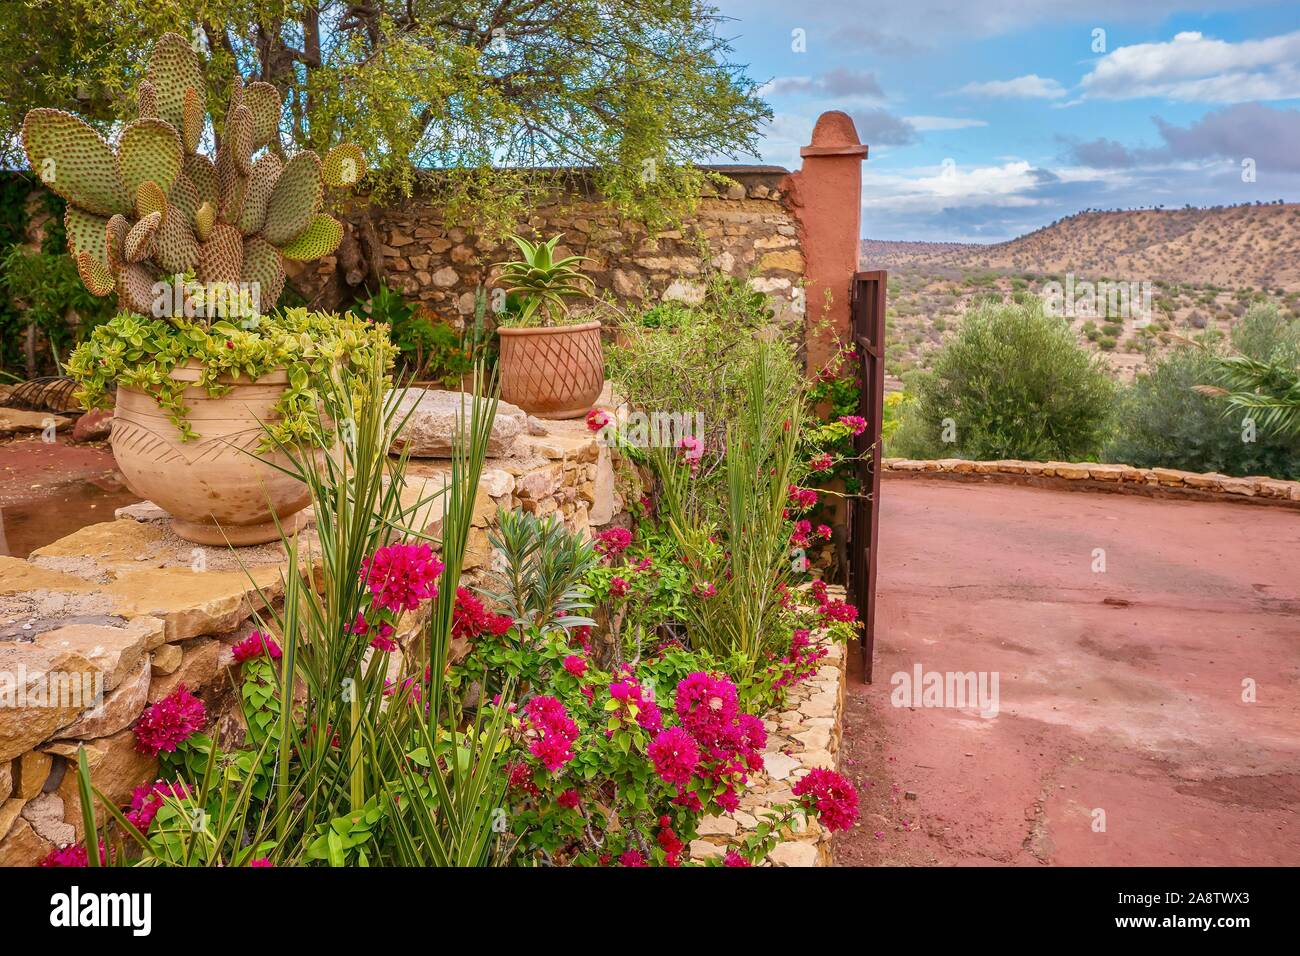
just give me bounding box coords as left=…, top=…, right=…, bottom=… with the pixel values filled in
left=884, top=457, right=1300, bottom=507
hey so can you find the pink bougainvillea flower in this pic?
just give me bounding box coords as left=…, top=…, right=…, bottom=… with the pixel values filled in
left=677, top=434, right=704, bottom=464
left=618, top=849, right=647, bottom=867
left=809, top=452, right=833, bottom=472
left=369, top=623, right=399, bottom=653
left=608, top=679, right=663, bottom=731
left=247, top=858, right=274, bottom=867
left=557, top=788, right=581, bottom=810
left=838, top=415, right=868, bottom=436
left=609, top=576, right=631, bottom=598
left=585, top=408, right=612, bottom=432
left=691, top=581, right=716, bottom=599
left=40, top=842, right=107, bottom=867
left=125, top=780, right=191, bottom=832
left=595, top=526, right=632, bottom=560
left=818, top=598, right=859, bottom=625
left=649, top=726, right=700, bottom=787
left=563, top=654, right=587, bottom=677
left=787, top=484, right=818, bottom=510
left=815, top=523, right=832, bottom=540
left=724, top=850, right=752, bottom=867
left=360, top=542, right=443, bottom=613
left=231, top=631, right=281, bottom=664
left=525, top=695, right=580, bottom=771
left=792, top=768, right=860, bottom=832
left=134, top=684, right=205, bottom=756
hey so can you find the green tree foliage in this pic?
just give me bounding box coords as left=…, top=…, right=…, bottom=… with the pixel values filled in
left=891, top=299, right=1115, bottom=461
left=0, top=1, right=770, bottom=234
left=1107, top=304, right=1300, bottom=478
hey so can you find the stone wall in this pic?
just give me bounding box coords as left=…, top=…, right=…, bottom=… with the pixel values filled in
left=297, top=166, right=806, bottom=327
left=883, top=457, right=1300, bottom=507
left=0, top=415, right=627, bottom=865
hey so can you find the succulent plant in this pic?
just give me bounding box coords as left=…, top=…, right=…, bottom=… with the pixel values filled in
left=22, top=32, right=366, bottom=320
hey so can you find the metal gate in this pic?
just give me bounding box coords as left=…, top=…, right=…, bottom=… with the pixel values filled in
left=848, top=271, right=886, bottom=682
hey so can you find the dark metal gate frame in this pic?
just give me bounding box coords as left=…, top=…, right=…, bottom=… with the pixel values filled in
left=848, top=271, right=886, bottom=682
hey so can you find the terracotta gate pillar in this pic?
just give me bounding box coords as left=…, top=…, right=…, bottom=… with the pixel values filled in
left=783, top=111, right=869, bottom=373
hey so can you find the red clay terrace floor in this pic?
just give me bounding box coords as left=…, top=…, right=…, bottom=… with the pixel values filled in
left=837, top=478, right=1300, bottom=866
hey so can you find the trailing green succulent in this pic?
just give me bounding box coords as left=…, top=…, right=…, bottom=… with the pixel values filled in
left=65, top=309, right=395, bottom=447
left=493, top=233, right=595, bottom=327
left=22, top=32, right=366, bottom=321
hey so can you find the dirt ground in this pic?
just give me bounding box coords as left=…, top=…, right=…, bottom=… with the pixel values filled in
left=835, top=478, right=1300, bottom=866
left=0, top=436, right=136, bottom=558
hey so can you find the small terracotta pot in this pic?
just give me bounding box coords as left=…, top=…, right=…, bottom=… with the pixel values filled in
left=497, top=321, right=604, bottom=419
left=110, top=361, right=313, bottom=546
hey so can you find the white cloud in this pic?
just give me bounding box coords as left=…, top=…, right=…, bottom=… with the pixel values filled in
left=1080, top=30, right=1300, bottom=102
left=904, top=115, right=989, bottom=130
left=953, top=74, right=1066, bottom=99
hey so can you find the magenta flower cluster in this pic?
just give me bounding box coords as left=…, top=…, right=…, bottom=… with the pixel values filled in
left=134, top=684, right=205, bottom=756
left=792, top=767, right=859, bottom=831
left=525, top=695, right=580, bottom=771
left=360, top=542, right=443, bottom=613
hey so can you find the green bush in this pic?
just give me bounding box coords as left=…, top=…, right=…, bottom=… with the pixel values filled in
left=1106, top=345, right=1300, bottom=480
left=891, top=299, right=1114, bottom=461
left=1107, top=304, right=1300, bottom=479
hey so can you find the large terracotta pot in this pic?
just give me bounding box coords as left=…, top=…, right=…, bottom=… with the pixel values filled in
left=497, top=321, right=604, bottom=419
left=110, top=361, right=312, bottom=546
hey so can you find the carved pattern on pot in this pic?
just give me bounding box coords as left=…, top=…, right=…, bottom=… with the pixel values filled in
left=110, top=365, right=312, bottom=546
left=497, top=321, right=604, bottom=420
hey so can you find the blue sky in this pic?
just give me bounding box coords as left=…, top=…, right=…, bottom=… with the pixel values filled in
left=710, top=0, right=1300, bottom=241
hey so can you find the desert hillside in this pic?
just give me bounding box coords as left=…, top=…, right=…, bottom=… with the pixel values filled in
left=862, top=203, right=1300, bottom=291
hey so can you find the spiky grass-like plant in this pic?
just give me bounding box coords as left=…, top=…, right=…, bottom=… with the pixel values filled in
left=653, top=340, right=804, bottom=675
left=1199, top=353, right=1300, bottom=437
left=74, top=357, right=514, bottom=866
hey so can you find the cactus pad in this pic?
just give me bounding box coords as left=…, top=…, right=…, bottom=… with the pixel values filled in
left=197, top=221, right=244, bottom=284
left=147, top=33, right=205, bottom=133
left=183, top=152, right=219, bottom=207
left=64, top=206, right=110, bottom=265
left=135, top=180, right=168, bottom=219
left=241, top=235, right=286, bottom=311
left=262, top=151, right=322, bottom=245
left=194, top=200, right=216, bottom=241
left=22, top=109, right=131, bottom=216
left=124, top=211, right=162, bottom=262
left=279, top=213, right=344, bottom=261
left=137, top=81, right=158, bottom=120
left=117, top=118, right=183, bottom=197
left=182, top=87, right=205, bottom=153
left=322, top=143, right=366, bottom=188
left=227, top=104, right=255, bottom=175
left=236, top=152, right=283, bottom=236
left=245, top=82, right=282, bottom=150
left=155, top=200, right=199, bottom=274
left=76, top=251, right=116, bottom=296
left=105, top=214, right=130, bottom=273
left=121, top=261, right=161, bottom=316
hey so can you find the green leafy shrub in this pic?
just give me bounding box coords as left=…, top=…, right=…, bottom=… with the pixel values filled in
left=1106, top=341, right=1300, bottom=479
left=891, top=299, right=1115, bottom=461
left=362, top=281, right=472, bottom=385
left=606, top=271, right=797, bottom=471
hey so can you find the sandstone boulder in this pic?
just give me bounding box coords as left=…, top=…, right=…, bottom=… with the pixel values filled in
left=390, top=389, right=525, bottom=459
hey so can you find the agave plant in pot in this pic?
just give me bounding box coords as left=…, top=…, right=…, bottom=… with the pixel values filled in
left=494, top=233, right=605, bottom=419
left=26, top=32, right=392, bottom=545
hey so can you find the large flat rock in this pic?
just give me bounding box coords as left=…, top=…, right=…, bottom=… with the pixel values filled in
left=390, top=389, right=525, bottom=458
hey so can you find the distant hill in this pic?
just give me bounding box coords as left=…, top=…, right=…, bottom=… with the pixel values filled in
left=861, top=203, right=1300, bottom=291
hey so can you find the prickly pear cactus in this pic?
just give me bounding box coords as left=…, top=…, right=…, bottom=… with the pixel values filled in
left=22, top=32, right=366, bottom=320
